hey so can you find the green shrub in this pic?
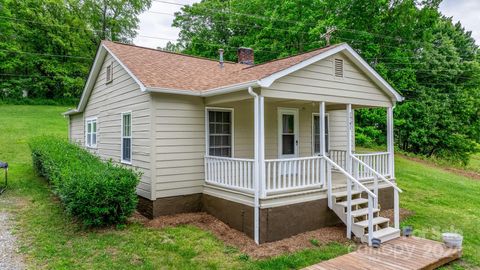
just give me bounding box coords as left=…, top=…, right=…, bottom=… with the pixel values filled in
left=30, top=136, right=140, bottom=227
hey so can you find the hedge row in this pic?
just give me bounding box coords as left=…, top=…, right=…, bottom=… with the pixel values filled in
left=30, top=136, right=140, bottom=227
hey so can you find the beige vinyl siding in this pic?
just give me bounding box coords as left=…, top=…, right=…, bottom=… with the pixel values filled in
left=69, top=114, right=84, bottom=145
left=152, top=93, right=205, bottom=198
left=261, top=53, right=394, bottom=107
left=328, top=109, right=354, bottom=151
left=210, top=100, right=351, bottom=159
left=82, top=53, right=152, bottom=199
left=208, top=99, right=254, bottom=159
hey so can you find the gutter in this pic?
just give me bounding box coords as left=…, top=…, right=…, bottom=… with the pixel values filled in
left=144, top=80, right=260, bottom=97
left=63, top=109, right=80, bottom=116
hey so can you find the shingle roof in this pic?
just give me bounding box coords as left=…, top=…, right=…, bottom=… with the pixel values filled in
left=102, top=41, right=344, bottom=92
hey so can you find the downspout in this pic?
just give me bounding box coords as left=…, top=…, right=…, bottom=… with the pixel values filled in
left=247, top=86, right=260, bottom=244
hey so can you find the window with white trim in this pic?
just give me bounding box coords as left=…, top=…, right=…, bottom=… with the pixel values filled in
left=207, top=109, right=233, bottom=157
left=313, top=114, right=329, bottom=154
left=106, top=62, right=113, bottom=84
left=85, top=118, right=97, bottom=148
left=121, top=112, right=132, bottom=163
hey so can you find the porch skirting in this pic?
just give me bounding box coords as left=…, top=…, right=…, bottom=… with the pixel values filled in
left=137, top=186, right=394, bottom=243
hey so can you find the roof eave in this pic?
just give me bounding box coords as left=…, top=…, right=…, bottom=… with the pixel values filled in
left=63, top=109, right=80, bottom=116
left=145, top=80, right=260, bottom=97
left=65, top=42, right=148, bottom=115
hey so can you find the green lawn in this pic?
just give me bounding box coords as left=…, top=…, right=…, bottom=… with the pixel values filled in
left=466, top=152, right=480, bottom=173
left=0, top=105, right=348, bottom=269
left=0, top=104, right=479, bottom=269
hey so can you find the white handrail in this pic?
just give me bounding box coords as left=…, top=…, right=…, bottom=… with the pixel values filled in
left=351, top=155, right=402, bottom=193
left=265, top=156, right=322, bottom=162
left=355, top=152, right=389, bottom=156
left=324, top=156, right=377, bottom=198
left=205, top=155, right=254, bottom=162
left=324, top=156, right=376, bottom=244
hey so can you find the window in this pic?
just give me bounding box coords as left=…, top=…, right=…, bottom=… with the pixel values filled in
left=121, top=112, right=132, bottom=163
left=313, top=114, right=329, bottom=154
left=85, top=118, right=97, bottom=148
left=106, top=62, right=113, bottom=83
left=334, top=58, right=344, bottom=78
left=207, top=108, right=233, bottom=157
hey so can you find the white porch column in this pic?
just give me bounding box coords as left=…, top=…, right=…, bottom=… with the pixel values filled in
left=319, top=102, right=326, bottom=156
left=346, top=104, right=353, bottom=174
left=249, top=87, right=260, bottom=244
left=387, top=106, right=399, bottom=229
left=259, top=96, right=266, bottom=198
left=319, top=102, right=326, bottom=187
left=387, top=107, right=395, bottom=178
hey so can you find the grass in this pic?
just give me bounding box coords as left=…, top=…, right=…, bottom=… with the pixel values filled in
left=0, top=105, right=349, bottom=269
left=466, top=152, right=480, bottom=173
left=396, top=157, right=480, bottom=268
left=1, top=104, right=479, bottom=269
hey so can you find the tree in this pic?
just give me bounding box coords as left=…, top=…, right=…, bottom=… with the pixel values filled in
left=0, top=0, right=151, bottom=100
left=78, top=0, right=152, bottom=43
left=171, top=0, right=479, bottom=164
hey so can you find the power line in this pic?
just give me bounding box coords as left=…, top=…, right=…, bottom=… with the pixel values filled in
left=152, top=0, right=451, bottom=49
left=0, top=49, right=93, bottom=60
left=0, top=73, right=84, bottom=79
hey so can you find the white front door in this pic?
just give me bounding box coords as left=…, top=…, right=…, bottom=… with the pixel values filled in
left=278, top=108, right=299, bottom=159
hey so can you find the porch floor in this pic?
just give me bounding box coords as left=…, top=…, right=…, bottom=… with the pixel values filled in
left=303, top=237, right=461, bottom=270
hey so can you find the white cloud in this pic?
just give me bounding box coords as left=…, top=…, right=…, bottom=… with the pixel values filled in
left=135, top=0, right=479, bottom=49
left=439, top=0, right=479, bottom=44
left=134, top=0, right=199, bottom=48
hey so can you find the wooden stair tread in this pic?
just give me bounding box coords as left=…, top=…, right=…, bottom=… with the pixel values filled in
left=350, top=207, right=380, bottom=217
left=336, top=198, right=368, bottom=207
left=354, top=217, right=390, bottom=227
left=372, top=227, right=400, bottom=239
left=332, top=190, right=362, bottom=198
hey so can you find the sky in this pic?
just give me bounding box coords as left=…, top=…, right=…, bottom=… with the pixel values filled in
left=133, top=0, right=480, bottom=49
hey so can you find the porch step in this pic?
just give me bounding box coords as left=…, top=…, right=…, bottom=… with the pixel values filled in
left=362, top=227, right=401, bottom=244
left=354, top=217, right=390, bottom=228
left=332, top=190, right=362, bottom=200
left=336, top=198, right=368, bottom=208
left=350, top=207, right=380, bottom=218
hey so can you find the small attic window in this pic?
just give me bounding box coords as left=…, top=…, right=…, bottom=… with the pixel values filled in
left=334, top=58, right=344, bottom=78
left=106, top=62, right=113, bottom=84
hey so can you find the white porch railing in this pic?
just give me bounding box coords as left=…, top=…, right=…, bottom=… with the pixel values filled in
left=350, top=154, right=402, bottom=230
left=329, top=149, right=347, bottom=169
left=329, top=150, right=391, bottom=180
left=265, top=156, right=324, bottom=193
left=354, top=152, right=390, bottom=180
left=205, top=156, right=255, bottom=193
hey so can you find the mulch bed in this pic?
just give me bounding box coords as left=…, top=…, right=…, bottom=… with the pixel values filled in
left=132, top=212, right=351, bottom=259
left=131, top=207, right=414, bottom=259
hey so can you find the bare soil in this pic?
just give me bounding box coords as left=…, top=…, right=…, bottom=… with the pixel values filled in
left=133, top=212, right=352, bottom=259
left=0, top=211, right=25, bottom=270
left=380, top=208, right=414, bottom=224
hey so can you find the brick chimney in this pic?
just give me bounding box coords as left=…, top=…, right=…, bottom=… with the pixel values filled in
left=237, top=47, right=254, bottom=65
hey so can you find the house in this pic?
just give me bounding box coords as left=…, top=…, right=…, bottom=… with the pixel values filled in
left=65, top=41, right=404, bottom=245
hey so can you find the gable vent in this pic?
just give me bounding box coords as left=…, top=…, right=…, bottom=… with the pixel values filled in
left=334, top=58, right=344, bottom=77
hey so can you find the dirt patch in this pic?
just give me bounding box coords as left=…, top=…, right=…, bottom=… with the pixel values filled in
left=401, top=154, right=480, bottom=181
left=0, top=212, right=25, bottom=270
left=380, top=208, right=414, bottom=224
left=132, top=212, right=352, bottom=259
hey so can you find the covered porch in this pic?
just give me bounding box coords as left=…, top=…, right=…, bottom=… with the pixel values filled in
left=202, top=90, right=400, bottom=244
